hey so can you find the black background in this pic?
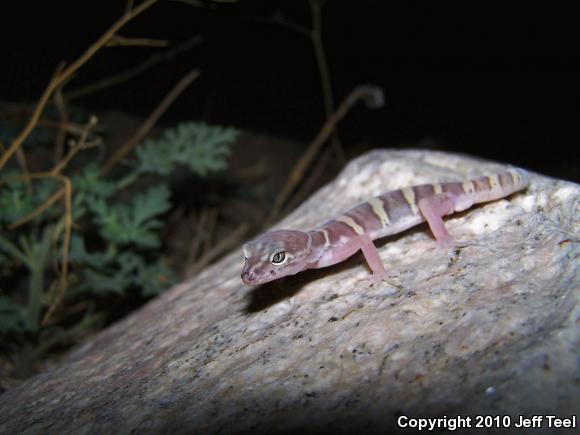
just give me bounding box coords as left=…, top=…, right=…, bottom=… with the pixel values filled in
left=2, top=1, right=578, bottom=180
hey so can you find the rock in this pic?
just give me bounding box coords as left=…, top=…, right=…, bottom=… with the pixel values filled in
left=0, top=149, right=578, bottom=434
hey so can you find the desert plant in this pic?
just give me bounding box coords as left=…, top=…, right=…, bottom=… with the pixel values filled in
left=0, top=120, right=238, bottom=378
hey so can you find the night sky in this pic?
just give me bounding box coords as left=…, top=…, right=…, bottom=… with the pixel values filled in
left=2, top=1, right=578, bottom=180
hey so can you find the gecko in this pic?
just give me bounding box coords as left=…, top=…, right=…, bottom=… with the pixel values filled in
left=241, top=168, right=529, bottom=285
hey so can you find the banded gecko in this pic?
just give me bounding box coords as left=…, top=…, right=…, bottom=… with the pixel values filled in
left=241, top=168, right=529, bottom=285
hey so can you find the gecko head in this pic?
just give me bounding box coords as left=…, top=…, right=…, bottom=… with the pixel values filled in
left=241, top=230, right=312, bottom=285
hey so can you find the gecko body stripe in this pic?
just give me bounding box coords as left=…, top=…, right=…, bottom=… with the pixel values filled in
left=336, top=216, right=365, bottom=235
left=321, top=229, right=330, bottom=246
left=401, top=187, right=419, bottom=215
left=488, top=174, right=500, bottom=191
left=368, top=197, right=391, bottom=227
left=462, top=180, right=475, bottom=194
left=508, top=169, right=520, bottom=186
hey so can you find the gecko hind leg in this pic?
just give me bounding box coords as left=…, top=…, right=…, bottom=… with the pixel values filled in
left=418, top=194, right=470, bottom=248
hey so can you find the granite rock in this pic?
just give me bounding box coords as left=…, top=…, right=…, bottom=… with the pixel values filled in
left=0, top=149, right=578, bottom=434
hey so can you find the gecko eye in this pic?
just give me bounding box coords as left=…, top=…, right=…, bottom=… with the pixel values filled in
left=270, top=251, right=286, bottom=265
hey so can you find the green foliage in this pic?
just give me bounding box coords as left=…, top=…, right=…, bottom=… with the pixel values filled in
left=68, top=236, right=174, bottom=296
left=0, top=297, right=28, bottom=334
left=0, top=120, right=238, bottom=377
left=73, top=163, right=118, bottom=199
left=0, top=173, right=60, bottom=224
left=136, top=122, right=236, bottom=176
left=87, top=184, right=171, bottom=248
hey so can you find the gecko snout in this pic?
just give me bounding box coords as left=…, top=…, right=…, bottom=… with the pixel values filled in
left=241, top=270, right=256, bottom=284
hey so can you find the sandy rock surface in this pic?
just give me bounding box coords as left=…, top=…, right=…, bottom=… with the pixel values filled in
left=1, top=149, right=578, bottom=434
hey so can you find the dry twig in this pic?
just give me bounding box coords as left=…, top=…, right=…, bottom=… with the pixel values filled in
left=186, top=223, right=248, bottom=279
left=37, top=119, right=103, bottom=136
left=13, top=148, right=31, bottom=189
left=202, top=208, right=218, bottom=254
left=2, top=113, right=98, bottom=318
left=102, top=68, right=201, bottom=173
left=309, top=0, right=344, bottom=164
left=265, top=85, right=384, bottom=226
left=283, top=144, right=333, bottom=215
left=0, top=173, right=73, bottom=325
left=253, top=1, right=343, bottom=163
left=187, top=209, right=208, bottom=265
left=41, top=173, right=73, bottom=325
left=8, top=116, right=100, bottom=230
left=65, top=35, right=202, bottom=101
left=52, top=116, right=100, bottom=175
left=0, top=0, right=160, bottom=170
left=107, top=35, right=169, bottom=47
left=53, top=85, right=70, bottom=164
left=8, top=190, right=64, bottom=231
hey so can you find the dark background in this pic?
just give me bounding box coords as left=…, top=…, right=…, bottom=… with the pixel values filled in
left=2, top=1, right=578, bottom=180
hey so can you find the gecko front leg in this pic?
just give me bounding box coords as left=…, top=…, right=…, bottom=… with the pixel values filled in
left=332, top=235, right=400, bottom=286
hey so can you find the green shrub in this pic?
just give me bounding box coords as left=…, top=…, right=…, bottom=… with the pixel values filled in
left=0, top=121, right=239, bottom=376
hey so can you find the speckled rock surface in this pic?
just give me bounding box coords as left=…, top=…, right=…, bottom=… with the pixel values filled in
left=1, top=150, right=578, bottom=435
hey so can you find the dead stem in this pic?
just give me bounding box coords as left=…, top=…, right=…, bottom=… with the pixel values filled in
left=51, top=116, right=100, bottom=175
left=0, top=0, right=160, bottom=171
left=9, top=115, right=99, bottom=231
left=0, top=173, right=73, bottom=325
left=309, top=0, right=341, bottom=154
left=203, top=208, right=218, bottom=254
left=101, top=68, right=201, bottom=173
left=107, top=35, right=169, bottom=47
left=41, top=174, right=72, bottom=326
left=53, top=85, right=69, bottom=164
left=186, top=223, right=248, bottom=279
left=65, top=35, right=202, bottom=101
left=265, top=85, right=384, bottom=227
left=283, top=144, right=333, bottom=216
left=8, top=190, right=64, bottom=230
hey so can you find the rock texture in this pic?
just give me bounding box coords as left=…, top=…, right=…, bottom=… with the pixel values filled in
left=1, top=150, right=578, bottom=435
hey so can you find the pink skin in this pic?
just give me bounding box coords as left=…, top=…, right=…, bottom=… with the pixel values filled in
left=241, top=194, right=470, bottom=286
left=240, top=167, right=532, bottom=286
left=241, top=230, right=313, bottom=285
left=310, top=234, right=390, bottom=283
left=418, top=193, right=471, bottom=248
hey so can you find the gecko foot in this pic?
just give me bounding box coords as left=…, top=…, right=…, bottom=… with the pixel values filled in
left=436, top=235, right=471, bottom=249
left=370, top=274, right=402, bottom=289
